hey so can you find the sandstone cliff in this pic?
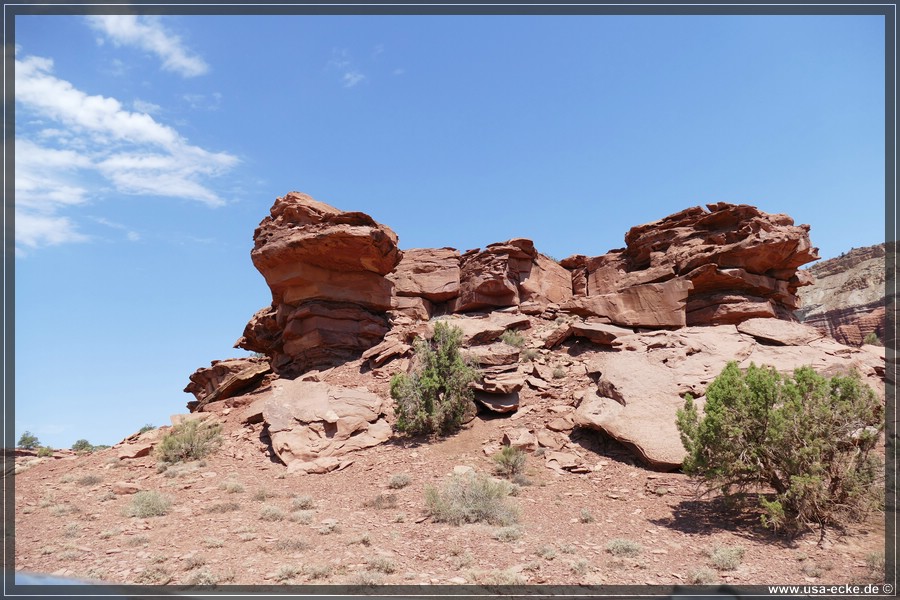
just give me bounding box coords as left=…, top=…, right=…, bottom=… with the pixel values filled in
left=181, top=192, right=884, bottom=472
left=796, top=243, right=887, bottom=346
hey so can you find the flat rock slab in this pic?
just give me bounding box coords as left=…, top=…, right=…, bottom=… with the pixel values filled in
left=569, top=321, right=633, bottom=346
left=736, top=317, right=824, bottom=346
left=474, top=390, right=520, bottom=413
left=440, top=313, right=531, bottom=346
left=263, top=379, right=391, bottom=468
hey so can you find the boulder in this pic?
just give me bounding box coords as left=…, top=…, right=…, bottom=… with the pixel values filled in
left=184, top=357, right=271, bottom=411
left=569, top=321, right=632, bottom=345
left=439, top=313, right=531, bottom=346
left=462, top=343, right=520, bottom=367
left=563, top=278, right=692, bottom=328
left=474, top=390, right=520, bottom=413
left=263, top=379, right=391, bottom=470
left=387, top=248, right=461, bottom=303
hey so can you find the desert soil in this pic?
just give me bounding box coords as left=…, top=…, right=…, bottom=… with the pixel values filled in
left=12, top=366, right=886, bottom=591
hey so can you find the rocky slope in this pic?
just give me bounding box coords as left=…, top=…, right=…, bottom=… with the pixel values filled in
left=13, top=193, right=887, bottom=588
left=796, top=244, right=887, bottom=346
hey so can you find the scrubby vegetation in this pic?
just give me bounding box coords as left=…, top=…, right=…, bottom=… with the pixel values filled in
left=391, top=322, right=478, bottom=436
left=125, top=491, right=171, bottom=518
left=499, top=329, right=526, bottom=348
left=492, top=445, right=527, bottom=479
left=863, top=332, right=882, bottom=346
left=154, top=419, right=223, bottom=464
left=677, top=362, right=883, bottom=532
left=71, top=439, right=94, bottom=453
left=425, top=472, right=518, bottom=526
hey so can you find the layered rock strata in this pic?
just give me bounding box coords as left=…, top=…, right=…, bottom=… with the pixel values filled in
left=796, top=243, right=887, bottom=346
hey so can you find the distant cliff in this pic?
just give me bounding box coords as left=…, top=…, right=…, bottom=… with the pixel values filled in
left=796, top=243, right=886, bottom=346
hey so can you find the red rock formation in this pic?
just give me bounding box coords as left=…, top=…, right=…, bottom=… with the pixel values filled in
left=563, top=203, right=819, bottom=327
left=453, top=239, right=572, bottom=313
left=237, top=192, right=402, bottom=377
left=184, top=357, right=271, bottom=411
left=796, top=244, right=886, bottom=346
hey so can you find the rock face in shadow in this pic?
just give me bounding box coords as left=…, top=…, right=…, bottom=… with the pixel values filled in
left=796, top=243, right=887, bottom=346
left=237, top=192, right=402, bottom=377
left=184, top=357, right=272, bottom=411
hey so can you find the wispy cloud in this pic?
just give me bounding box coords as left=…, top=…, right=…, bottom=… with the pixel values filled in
left=90, top=217, right=141, bottom=242
left=183, top=92, right=222, bottom=110
left=132, top=98, right=161, bottom=114
left=328, top=49, right=366, bottom=89
left=14, top=53, right=238, bottom=254
left=86, top=15, right=209, bottom=78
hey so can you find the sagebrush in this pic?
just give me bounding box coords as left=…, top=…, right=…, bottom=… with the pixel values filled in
left=154, top=420, right=223, bottom=464
left=391, top=322, right=478, bottom=436
left=677, top=362, right=883, bottom=531
left=425, top=472, right=518, bottom=526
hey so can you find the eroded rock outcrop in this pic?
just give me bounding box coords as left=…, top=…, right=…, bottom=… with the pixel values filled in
left=184, top=357, right=272, bottom=411
left=563, top=203, right=819, bottom=327
left=237, top=193, right=402, bottom=377
left=796, top=243, right=887, bottom=346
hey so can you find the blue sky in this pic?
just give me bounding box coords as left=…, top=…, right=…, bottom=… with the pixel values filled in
left=11, top=12, right=886, bottom=449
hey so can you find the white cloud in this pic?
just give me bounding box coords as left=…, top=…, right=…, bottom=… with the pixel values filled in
left=90, top=217, right=141, bottom=242
left=328, top=49, right=366, bottom=89
left=182, top=92, right=222, bottom=111
left=86, top=15, right=209, bottom=78
left=342, top=71, right=365, bottom=88
left=132, top=98, right=161, bottom=114
left=14, top=53, right=239, bottom=254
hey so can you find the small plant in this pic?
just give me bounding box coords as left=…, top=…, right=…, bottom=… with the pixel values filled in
left=494, top=525, right=522, bottom=542
left=18, top=431, right=40, bottom=450
left=63, top=523, right=80, bottom=538
left=154, top=419, right=223, bottom=464
left=367, top=493, right=398, bottom=510
left=391, top=322, right=479, bottom=436
left=259, top=504, right=286, bottom=521
left=135, top=566, right=171, bottom=584
left=184, top=567, right=220, bottom=586
left=677, top=362, right=883, bottom=531
left=127, top=535, right=150, bottom=547
left=865, top=551, right=884, bottom=578
left=253, top=489, right=275, bottom=501
left=202, top=537, right=224, bottom=549
left=520, top=348, right=539, bottom=362
left=71, top=439, right=94, bottom=453
left=578, top=508, right=595, bottom=523
left=206, top=501, right=241, bottom=513
left=350, top=532, right=371, bottom=546
left=465, top=568, right=525, bottom=585
left=367, top=556, right=396, bottom=574
left=425, top=472, right=518, bottom=526
left=537, top=545, right=557, bottom=560
left=275, top=564, right=301, bottom=582
left=568, top=558, right=590, bottom=575
left=304, top=563, right=333, bottom=580
left=138, top=424, right=156, bottom=434
left=318, top=519, right=340, bottom=535
left=289, top=510, right=315, bottom=524
left=388, top=473, right=411, bottom=489
left=125, top=491, right=171, bottom=518
left=348, top=571, right=383, bottom=586
left=77, top=474, right=102, bottom=486
left=500, top=329, right=526, bottom=348
left=492, top=446, right=527, bottom=479
left=606, top=538, right=641, bottom=557
left=708, top=545, right=745, bottom=571
left=863, top=332, right=882, bottom=346
left=291, top=495, right=314, bottom=510
left=184, top=555, right=207, bottom=570
left=687, top=567, right=718, bottom=585
left=272, top=538, right=308, bottom=553
left=219, top=480, right=244, bottom=494
left=36, top=446, right=53, bottom=458
left=552, top=366, right=566, bottom=379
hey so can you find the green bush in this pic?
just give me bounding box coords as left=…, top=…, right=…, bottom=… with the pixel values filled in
left=18, top=431, right=39, bottom=450
left=138, top=424, right=156, bottom=434
left=425, top=472, right=518, bottom=526
left=36, top=446, right=53, bottom=458
left=391, top=322, right=478, bottom=436
left=492, top=446, right=526, bottom=479
left=154, top=419, right=223, bottom=464
left=499, top=329, right=526, bottom=348
left=863, top=332, right=882, bottom=346
left=677, top=362, right=883, bottom=531
left=71, top=439, right=94, bottom=453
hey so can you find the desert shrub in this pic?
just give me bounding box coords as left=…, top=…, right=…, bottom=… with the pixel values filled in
left=138, top=424, right=156, bottom=434
left=259, top=504, right=286, bottom=521
left=677, top=362, right=883, bottom=531
left=206, top=501, right=241, bottom=514
left=291, top=495, right=314, bottom=510
left=275, top=565, right=301, bottom=582
left=494, top=525, right=522, bottom=542
left=219, top=480, right=244, bottom=494
left=500, top=329, right=526, bottom=348
left=36, top=446, right=53, bottom=458
left=687, top=568, right=718, bottom=585
left=520, top=348, right=539, bottom=362
left=708, top=545, right=745, bottom=570
left=465, top=568, right=525, bottom=585
left=77, top=474, right=102, bottom=486
left=388, top=473, right=411, bottom=489
left=367, top=493, right=398, bottom=510
left=71, top=439, right=94, bottom=453
left=492, top=446, right=526, bottom=479
left=367, top=556, right=396, bottom=574
left=606, top=538, right=641, bottom=557
left=863, top=332, right=882, bottom=346
left=578, top=508, right=595, bottom=523
left=425, top=472, right=518, bottom=526
left=125, top=491, right=171, bottom=518
left=552, top=367, right=566, bottom=379
left=154, top=420, right=222, bottom=464
left=391, top=322, right=478, bottom=436
left=18, top=431, right=39, bottom=450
